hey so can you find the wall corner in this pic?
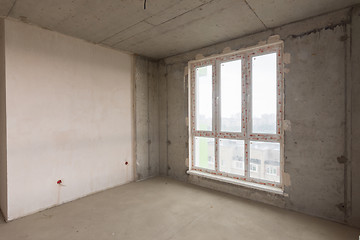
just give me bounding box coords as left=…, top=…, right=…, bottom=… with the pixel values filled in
left=0, top=17, right=8, bottom=222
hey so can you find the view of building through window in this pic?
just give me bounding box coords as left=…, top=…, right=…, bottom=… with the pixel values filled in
left=220, top=60, right=242, bottom=132
left=195, top=65, right=212, bottom=131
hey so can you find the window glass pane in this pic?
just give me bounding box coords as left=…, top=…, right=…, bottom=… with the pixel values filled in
left=194, top=137, right=215, bottom=170
left=219, top=139, right=244, bottom=176
left=252, top=53, right=277, bottom=134
left=220, top=60, right=242, bottom=132
left=196, top=65, right=212, bottom=131
left=250, top=141, right=280, bottom=183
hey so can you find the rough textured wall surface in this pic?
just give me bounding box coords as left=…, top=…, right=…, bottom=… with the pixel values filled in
left=350, top=6, right=360, bottom=227
left=284, top=25, right=346, bottom=221
left=159, top=8, right=356, bottom=225
left=134, top=56, right=159, bottom=180
left=165, top=63, right=189, bottom=181
left=159, top=61, right=168, bottom=176
left=0, top=18, right=7, bottom=221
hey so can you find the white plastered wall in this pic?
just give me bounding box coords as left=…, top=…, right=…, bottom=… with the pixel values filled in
left=3, top=19, right=134, bottom=221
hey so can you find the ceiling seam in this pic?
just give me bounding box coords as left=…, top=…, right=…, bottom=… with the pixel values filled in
left=6, top=0, right=17, bottom=17
left=108, top=0, right=217, bottom=48
left=143, top=20, right=155, bottom=26
left=98, top=20, right=154, bottom=44
left=98, top=1, right=189, bottom=44
left=244, top=0, right=267, bottom=29
left=147, top=0, right=216, bottom=28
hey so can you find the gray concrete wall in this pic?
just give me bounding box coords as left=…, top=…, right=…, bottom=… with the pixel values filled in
left=161, top=63, right=189, bottom=181
left=159, top=8, right=357, bottom=225
left=134, top=56, right=160, bottom=180
left=350, top=6, right=360, bottom=227
left=0, top=18, right=7, bottom=221
left=159, top=61, right=168, bottom=176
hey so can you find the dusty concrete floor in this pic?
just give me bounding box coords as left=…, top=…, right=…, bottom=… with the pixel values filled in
left=0, top=177, right=359, bottom=240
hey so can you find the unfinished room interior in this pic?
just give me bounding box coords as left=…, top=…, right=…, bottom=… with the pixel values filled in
left=0, top=0, right=360, bottom=239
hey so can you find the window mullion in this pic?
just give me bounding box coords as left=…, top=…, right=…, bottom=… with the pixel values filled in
left=189, top=63, right=195, bottom=171
left=245, top=53, right=250, bottom=179
left=214, top=60, right=220, bottom=172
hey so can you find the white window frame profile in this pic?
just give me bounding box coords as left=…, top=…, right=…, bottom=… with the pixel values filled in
left=187, top=41, right=284, bottom=193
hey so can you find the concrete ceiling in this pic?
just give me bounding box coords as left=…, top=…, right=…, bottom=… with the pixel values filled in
left=1, top=0, right=359, bottom=59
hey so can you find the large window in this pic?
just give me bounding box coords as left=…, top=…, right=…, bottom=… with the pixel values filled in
left=188, top=42, right=284, bottom=191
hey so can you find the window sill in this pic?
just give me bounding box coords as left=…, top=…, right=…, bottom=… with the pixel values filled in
left=187, top=170, right=284, bottom=195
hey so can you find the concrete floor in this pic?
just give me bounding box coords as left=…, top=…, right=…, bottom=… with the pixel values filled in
left=0, top=177, right=359, bottom=240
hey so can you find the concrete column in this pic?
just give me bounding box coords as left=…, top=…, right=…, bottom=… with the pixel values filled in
left=134, top=56, right=160, bottom=180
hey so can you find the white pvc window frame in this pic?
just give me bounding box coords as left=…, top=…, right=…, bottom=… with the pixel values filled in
left=188, top=41, right=284, bottom=190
